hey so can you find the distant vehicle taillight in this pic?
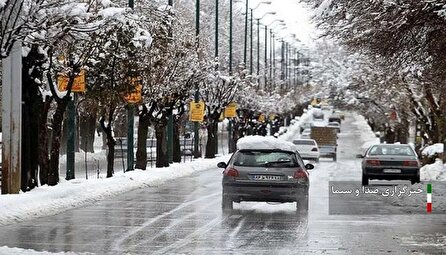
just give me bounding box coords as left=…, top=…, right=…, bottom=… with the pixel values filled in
left=224, top=168, right=239, bottom=177
left=403, top=160, right=419, bottom=167
left=293, top=169, right=308, bottom=182
left=311, top=147, right=318, bottom=152
left=366, top=160, right=380, bottom=166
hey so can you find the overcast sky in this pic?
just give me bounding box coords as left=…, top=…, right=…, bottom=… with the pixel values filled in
left=247, top=0, right=319, bottom=47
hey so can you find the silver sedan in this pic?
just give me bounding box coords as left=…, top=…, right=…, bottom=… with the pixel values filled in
left=357, top=144, right=421, bottom=185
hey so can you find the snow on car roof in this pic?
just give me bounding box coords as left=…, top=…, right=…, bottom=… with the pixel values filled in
left=236, top=135, right=298, bottom=152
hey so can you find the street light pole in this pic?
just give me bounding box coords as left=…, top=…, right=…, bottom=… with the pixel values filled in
left=193, top=0, right=201, bottom=158
left=272, top=33, right=276, bottom=90
left=167, top=0, right=174, bottom=164
left=126, top=0, right=137, bottom=171
left=228, top=0, right=234, bottom=153
left=249, top=9, right=253, bottom=75
left=243, top=0, right=248, bottom=66
left=229, top=0, right=233, bottom=75
left=256, top=18, right=260, bottom=88
left=215, top=0, right=219, bottom=61
left=264, top=25, right=268, bottom=91
left=269, top=29, right=273, bottom=91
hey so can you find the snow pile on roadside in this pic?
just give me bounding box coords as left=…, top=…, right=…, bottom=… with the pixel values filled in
left=0, top=246, right=76, bottom=255
left=353, top=113, right=380, bottom=151
left=0, top=156, right=229, bottom=226
left=279, top=108, right=314, bottom=141
left=421, top=158, right=446, bottom=181
left=422, top=143, right=444, bottom=157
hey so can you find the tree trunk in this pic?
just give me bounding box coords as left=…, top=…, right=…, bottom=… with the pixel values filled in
left=205, top=121, right=218, bottom=158
left=155, top=123, right=169, bottom=168
left=106, top=133, right=115, bottom=178
left=173, top=121, right=182, bottom=162
left=22, top=44, right=44, bottom=190
left=136, top=114, right=149, bottom=170
left=21, top=100, right=32, bottom=191
left=100, top=117, right=115, bottom=178
left=231, top=121, right=240, bottom=152
left=60, top=116, right=68, bottom=155
left=38, top=96, right=52, bottom=186
left=48, top=99, right=69, bottom=186
left=79, top=112, right=97, bottom=153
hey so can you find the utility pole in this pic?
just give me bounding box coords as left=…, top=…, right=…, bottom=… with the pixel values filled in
left=2, top=2, right=22, bottom=194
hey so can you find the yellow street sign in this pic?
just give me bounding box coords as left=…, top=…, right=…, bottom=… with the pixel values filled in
left=310, top=98, right=318, bottom=106
left=269, top=114, right=276, bottom=120
left=57, top=70, right=86, bottom=92
left=258, top=114, right=265, bottom=122
left=189, top=101, right=205, bottom=122
left=224, top=102, right=237, bottom=118
left=124, top=77, right=142, bottom=103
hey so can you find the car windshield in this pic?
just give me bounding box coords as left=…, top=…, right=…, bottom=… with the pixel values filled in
left=233, top=150, right=300, bottom=167
left=368, top=145, right=415, bottom=156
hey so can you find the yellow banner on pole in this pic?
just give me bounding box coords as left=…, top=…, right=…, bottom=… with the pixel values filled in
left=258, top=114, right=265, bottom=122
left=224, top=102, right=237, bottom=118
left=124, top=77, right=142, bottom=103
left=57, top=70, right=86, bottom=92
left=189, top=101, right=205, bottom=122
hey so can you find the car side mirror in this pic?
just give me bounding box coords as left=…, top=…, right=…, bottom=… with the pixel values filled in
left=356, top=154, right=364, bottom=158
left=217, top=162, right=227, bottom=168
left=305, top=163, right=314, bottom=170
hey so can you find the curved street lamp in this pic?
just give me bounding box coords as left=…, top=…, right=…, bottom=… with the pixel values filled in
left=255, top=11, right=275, bottom=88
left=248, top=1, right=272, bottom=74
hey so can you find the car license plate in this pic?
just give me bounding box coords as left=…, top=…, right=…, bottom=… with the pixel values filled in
left=253, top=175, right=282, bottom=181
left=383, top=169, right=401, bottom=173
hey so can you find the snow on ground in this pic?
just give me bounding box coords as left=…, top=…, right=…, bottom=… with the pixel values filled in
left=0, top=155, right=230, bottom=226
left=421, top=158, right=446, bottom=181
left=0, top=246, right=77, bottom=255
left=353, top=113, right=380, bottom=152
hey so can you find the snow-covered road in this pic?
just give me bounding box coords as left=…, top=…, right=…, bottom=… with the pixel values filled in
left=0, top=112, right=445, bottom=254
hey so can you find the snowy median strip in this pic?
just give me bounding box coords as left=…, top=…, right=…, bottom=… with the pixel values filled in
left=0, top=156, right=230, bottom=226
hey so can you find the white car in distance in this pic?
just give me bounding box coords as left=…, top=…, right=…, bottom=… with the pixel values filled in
left=300, top=128, right=312, bottom=139
left=293, top=139, right=320, bottom=163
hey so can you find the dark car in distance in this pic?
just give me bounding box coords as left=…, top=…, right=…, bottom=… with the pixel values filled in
left=218, top=136, right=314, bottom=212
left=357, top=144, right=421, bottom=185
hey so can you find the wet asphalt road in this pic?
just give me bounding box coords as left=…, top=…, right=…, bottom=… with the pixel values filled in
left=0, top=114, right=446, bottom=254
